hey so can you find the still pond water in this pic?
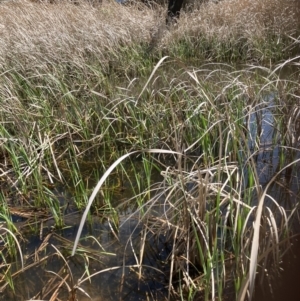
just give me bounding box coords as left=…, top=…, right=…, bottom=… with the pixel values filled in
left=1, top=99, right=300, bottom=301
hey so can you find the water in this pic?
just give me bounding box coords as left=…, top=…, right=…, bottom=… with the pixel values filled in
left=253, top=237, right=300, bottom=301
left=0, top=163, right=172, bottom=301
left=0, top=210, right=171, bottom=301
left=1, top=99, right=300, bottom=300
left=248, top=98, right=300, bottom=300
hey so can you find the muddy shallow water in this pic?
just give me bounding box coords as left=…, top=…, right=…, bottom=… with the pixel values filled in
left=1, top=97, right=300, bottom=300
left=253, top=237, right=300, bottom=301
left=1, top=211, right=171, bottom=301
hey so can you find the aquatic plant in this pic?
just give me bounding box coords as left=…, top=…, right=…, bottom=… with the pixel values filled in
left=0, top=0, right=299, bottom=300
left=72, top=57, right=300, bottom=300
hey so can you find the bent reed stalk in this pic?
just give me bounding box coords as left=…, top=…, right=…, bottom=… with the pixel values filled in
left=0, top=0, right=299, bottom=300
left=73, top=59, right=300, bottom=300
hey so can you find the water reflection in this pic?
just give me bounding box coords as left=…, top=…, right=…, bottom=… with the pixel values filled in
left=0, top=210, right=171, bottom=301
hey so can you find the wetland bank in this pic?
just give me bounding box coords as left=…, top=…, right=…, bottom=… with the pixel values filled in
left=0, top=0, right=300, bottom=300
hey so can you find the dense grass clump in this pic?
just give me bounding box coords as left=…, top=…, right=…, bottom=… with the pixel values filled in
left=164, top=0, right=300, bottom=62
left=0, top=0, right=299, bottom=300
left=0, top=0, right=299, bottom=67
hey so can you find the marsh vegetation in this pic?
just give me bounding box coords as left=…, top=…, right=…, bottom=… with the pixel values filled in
left=0, top=0, right=299, bottom=300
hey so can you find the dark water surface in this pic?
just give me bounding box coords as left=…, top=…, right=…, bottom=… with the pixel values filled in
left=250, top=99, right=300, bottom=300
left=253, top=237, right=300, bottom=301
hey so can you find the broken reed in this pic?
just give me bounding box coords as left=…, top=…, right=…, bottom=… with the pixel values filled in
left=69, top=57, right=300, bottom=300
left=1, top=56, right=300, bottom=301
left=1, top=43, right=300, bottom=301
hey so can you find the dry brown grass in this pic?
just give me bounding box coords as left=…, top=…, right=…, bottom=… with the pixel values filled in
left=0, top=0, right=159, bottom=67
left=187, top=0, right=300, bottom=33
left=163, top=0, right=300, bottom=56
left=0, top=0, right=298, bottom=67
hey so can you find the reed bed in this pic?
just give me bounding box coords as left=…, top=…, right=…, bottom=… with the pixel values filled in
left=72, top=59, right=300, bottom=300
left=0, top=0, right=299, bottom=300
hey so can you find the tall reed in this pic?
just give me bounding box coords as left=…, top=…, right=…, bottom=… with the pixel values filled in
left=0, top=0, right=299, bottom=300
